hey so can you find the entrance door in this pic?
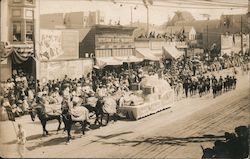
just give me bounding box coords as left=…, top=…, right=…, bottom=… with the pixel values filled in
left=12, top=57, right=36, bottom=79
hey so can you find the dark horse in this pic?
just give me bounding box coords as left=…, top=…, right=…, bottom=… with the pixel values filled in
left=92, top=97, right=118, bottom=126
left=61, top=101, right=89, bottom=144
left=29, top=105, right=62, bottom=136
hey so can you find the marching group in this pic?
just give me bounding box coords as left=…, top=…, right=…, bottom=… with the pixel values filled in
left=0, top=53, right=249, bottom=121
left=164, top=53, right=249, bottom=100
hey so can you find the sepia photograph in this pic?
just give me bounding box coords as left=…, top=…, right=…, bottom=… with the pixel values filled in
left=0, top=0, right=249, bottom=158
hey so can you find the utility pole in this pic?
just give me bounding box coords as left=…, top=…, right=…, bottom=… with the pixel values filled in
left=143, top=0, right=152, bottom=36
left=0, top=0, right=2, bottom=84
left=33, top=9, right=36, bottom=58
left=206, top=23, right=208, bottom=58
left=240, top=15, right=243, bottom=55
left=146, top=6, right=149, bottom=36
left=130, top=6, right=133, bottom=26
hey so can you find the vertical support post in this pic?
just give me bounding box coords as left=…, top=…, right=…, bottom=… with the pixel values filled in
left=240, top=15, right=243, bottom=55
left=206, top=23, right=209, bottom=60
left=130, top=6, right=133, bottom=26
left=146, top=7, right=149, bottom=36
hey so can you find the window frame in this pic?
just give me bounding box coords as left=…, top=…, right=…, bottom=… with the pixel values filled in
left=12, top=9, right=22, bottom=17
left=13, top=0, right=22, bottom=3
left=25, top=0, right=34, bottom=4
left=25, top=21, right=34, bottom=42
left=12, top=21, right=22, bottom=42
left=25, top=9, right=34, bottom=18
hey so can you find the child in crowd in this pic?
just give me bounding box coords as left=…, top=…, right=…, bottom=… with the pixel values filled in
left=17, top=123, right=27, bottom=158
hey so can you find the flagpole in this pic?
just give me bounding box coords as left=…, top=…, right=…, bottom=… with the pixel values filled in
left=240, top=15, right=243, bottom=55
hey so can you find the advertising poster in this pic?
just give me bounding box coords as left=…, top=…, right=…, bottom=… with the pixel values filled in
left=39, top=30, right=79, bottom=61
left=39, top=59, right=93, bottom=83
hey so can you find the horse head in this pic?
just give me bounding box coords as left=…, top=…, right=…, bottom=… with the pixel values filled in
left=29, top=105, right=44, bottom=121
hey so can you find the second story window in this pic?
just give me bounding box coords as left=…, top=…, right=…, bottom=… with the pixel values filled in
left=25, top=0, right=33, bottom=4
left=25, top=10, right=33, bottom=18
left=26, top=22, right=33, bottom=41
left=13, top=0, right=22, bottom=3
left=13, top=22, right=22, bottom=42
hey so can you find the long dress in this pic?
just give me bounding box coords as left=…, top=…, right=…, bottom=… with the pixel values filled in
left=0, top=106, right=9, bottom=121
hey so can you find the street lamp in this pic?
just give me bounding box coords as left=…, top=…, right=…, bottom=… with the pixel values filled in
left=142, top=0, right=153, bottom=36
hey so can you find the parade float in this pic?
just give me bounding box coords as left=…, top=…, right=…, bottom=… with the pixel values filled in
left=118, top=75, right=174, bottom=120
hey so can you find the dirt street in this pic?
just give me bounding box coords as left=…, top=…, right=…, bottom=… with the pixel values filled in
left=0, top=69, right=249, bottom=158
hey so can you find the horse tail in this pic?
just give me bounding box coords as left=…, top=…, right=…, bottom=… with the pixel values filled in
left=200, top=145, right=204, bottom=152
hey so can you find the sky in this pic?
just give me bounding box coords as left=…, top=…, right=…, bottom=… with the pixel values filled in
left=39, top=0, right=249, bottom=25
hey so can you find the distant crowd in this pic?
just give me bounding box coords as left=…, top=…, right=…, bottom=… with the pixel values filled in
left=137, top=31, right=186, bottom=42
left=0, top=52, right=249, bottom=120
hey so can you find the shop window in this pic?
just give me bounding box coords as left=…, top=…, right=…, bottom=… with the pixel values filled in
left=26, top=22, right=33, bottom=41
left=12, top=22, right=21, bottom=42
left=12, top=9, right=21, bottom=17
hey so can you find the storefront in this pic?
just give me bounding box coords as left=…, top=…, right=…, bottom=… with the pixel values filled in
left=0, top=42, right=35, bottom=81
left=79, top=25, right=143, bottom=69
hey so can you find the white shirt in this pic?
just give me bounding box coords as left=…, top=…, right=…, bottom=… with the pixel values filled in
left=17, top=128, right=26, bottom=145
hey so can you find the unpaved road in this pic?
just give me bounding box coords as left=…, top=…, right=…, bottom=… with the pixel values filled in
left=1, top=69, right=249, bottom=158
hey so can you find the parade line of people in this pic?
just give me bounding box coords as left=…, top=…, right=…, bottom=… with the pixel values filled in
left=0, top=53, right=249, bottom=121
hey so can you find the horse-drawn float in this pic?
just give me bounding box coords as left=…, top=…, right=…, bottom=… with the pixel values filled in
left=118, top=75, right=174, bottom=120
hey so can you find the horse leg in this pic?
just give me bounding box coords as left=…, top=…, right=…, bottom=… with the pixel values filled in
left=44, top=121, right=49, bottom=135
left=114, top=113, right=118, bottom=122
left=57, top=116, right=62, bottom=133
left=66, top=121, right=72, bottom=144
left=80, top=121, right=86, bottom=136
left=106, top=114, right=110, bottom=125
left=62, top=115, right=67, bottom=133
left=41, top=120, right=48, bottom=136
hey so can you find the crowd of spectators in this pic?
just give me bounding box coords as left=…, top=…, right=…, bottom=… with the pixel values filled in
left=0, top=51, right=249, bottom=121
left=137, top=31, right=186, bottom=42
left=0, top=70, right=36, bottom=117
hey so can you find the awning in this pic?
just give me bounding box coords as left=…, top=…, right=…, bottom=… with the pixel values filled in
left=162, top=45, right=182, bottom=60
left=135, top=48, right=160, bottom=61
left=114, top=56, right=143, bottom=63
left=96, top=57, right=123, bottom=68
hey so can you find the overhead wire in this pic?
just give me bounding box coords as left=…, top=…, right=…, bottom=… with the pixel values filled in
left=114, top=0, right=247, bottom=9
left=42, top=0, right=248, bottom=9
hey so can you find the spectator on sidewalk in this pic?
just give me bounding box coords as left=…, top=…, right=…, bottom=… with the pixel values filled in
left=17, top=123, right=27, bottom=158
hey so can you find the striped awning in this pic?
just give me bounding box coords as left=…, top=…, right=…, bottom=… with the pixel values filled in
left=114, top=56, right=143, bottom=63
left=162, top=46, right=182, bottom=60
left=96, top=57, right=123, bottom=68
left=135, top=48, right=160, bottom=61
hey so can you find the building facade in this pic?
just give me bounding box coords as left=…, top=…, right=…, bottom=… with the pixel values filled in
left=221, top=33, right=249, bottom=56
left=0, top=0, right=40, bottom=81
left=40, top=10, right=105, bottom=29
left=79, top=25, right=144, bottom=68
left=0, top=0, right=93, bottom=83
